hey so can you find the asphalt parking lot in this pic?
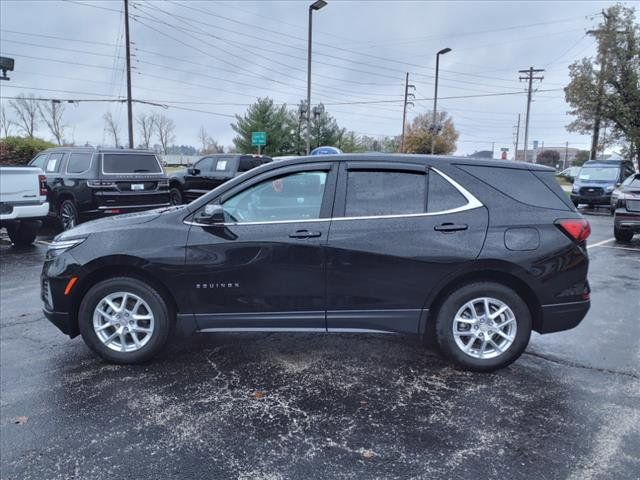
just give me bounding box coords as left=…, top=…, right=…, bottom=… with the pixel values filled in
left=1, top=210, right=639, bottom=480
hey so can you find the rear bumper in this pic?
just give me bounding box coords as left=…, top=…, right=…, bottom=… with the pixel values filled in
left=0, top=202, right=49, bottom=221
left=614, top=211, right=640, bottom=233
left=537, top=300, right=590, bottom=334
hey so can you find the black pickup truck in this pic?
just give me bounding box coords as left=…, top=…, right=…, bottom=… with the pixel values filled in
left=168, top=154, right=272, bottom=204
left=29, top=147, right=170, bottom=230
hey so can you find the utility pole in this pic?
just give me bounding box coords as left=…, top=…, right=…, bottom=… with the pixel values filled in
left=491, top=142, right=495, bottom=159
left=513, top=113, right=521, bottom=160
left=519, top=67, right=544, bottom=163
left=400, top=72, right=415, bottom=153
left=124, top=0, right=134, bottom=148
left=564, top=141, right=569, bottom=169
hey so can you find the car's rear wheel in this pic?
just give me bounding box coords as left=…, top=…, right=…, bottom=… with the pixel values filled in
left=614, top=226, right=634, bottom=242
left=59, top=199, right=78, bottom=231
left=78, top=277, right=173, bottom=364
left=435, top=282, right=532, bottom=372
left=169, top=187, right=183, bottom=205
left=6, top=220, right=39, bottom=247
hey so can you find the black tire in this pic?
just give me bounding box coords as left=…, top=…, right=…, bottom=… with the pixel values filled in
left=614, top=226, right=634, bottom=242
left=78, top=277, right=173, bottom=364
left=59, top=199, right=79, bottom=231
left=434, top=282, right=532, bottom=372
left=169, top=187, right=183, bottom=205
left=6, top=220, right=39, bottom=247
left=572, top=200, right=579, bottom=207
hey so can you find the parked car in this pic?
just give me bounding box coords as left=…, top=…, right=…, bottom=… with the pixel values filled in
left=42, top=154, right=590, bottom=371
left=570, top=159, right=636, bottom=208
left=612, top=173, right=640, bottom=242
left=557, top=166, right=580, bottom=182
left=168, top=154, right=272, bottom=204
left=0, top=166, right=49, bottom=246
left=310, top=146, right=342, bottom=155
left=29, top=147, right=170, bottom=230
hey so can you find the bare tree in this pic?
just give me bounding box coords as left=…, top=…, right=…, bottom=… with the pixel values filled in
left=153, top=114, right=175, bottom=154
left=103, top=111, right=120, bottom=147
left=0, top=105, right=14, bottom=138
left=9, top=94, right=39, bottom=138
left=38, top=101, right=66, bottom=145
left=137, top=112, right=154, bottom=149
left=198, top=125, right=208, bottom=153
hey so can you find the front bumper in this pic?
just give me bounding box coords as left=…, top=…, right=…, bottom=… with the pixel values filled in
left=537, top=300, right=590, bottom=333
left=43, top=308, right=74, bottom=336
left=570, top=193, right=611, bottom=205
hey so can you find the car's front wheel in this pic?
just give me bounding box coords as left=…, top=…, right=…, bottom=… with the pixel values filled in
left=78, top=277, right=173, bottom=364
left=169, top=187, right=183, bottom=205
left=435, top=282, right=532, bottom=372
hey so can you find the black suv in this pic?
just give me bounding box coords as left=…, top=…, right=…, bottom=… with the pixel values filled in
left=29, top=147, right=170, bottom=230
left=613, top=173, right=640, bottom=242
left=169, top=154, right=272, bottom=204
left=41, top=154, right=591, bottom=371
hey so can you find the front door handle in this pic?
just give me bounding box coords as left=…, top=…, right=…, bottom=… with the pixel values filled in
left=289, top=229, right=322, bottom=239
left=434, top=223, right=468, bottom=232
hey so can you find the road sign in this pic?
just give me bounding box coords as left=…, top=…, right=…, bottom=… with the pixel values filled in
left=501, top=147, right=509, bottom=152
left=251, top=131, right=266, bottom=146
left=533, top=140, right=539, bottom=150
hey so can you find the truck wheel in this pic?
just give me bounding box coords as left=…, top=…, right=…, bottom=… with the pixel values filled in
left=78, top=277, right=173, bottom=364
left=434, top=282, right=532, bottom=372
left=59, top=200, right=78, bottom=231
left=614, top=226, right=633, bottom=242
left=169, top=187, right=183, bottom=205
left=6, top=220, right=39, bottom=247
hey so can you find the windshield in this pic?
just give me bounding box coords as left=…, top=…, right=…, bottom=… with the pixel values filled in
left=102, top=154, right=162, bottom=174
left=578, top=167, right=619, bottom=182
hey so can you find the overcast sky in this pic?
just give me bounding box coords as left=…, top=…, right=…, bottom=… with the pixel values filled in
left=0, top=0, right=634, bottom=156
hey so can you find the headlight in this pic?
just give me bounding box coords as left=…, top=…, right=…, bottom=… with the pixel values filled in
left=605, top=185, right=615, bottom=192
left=572, top=184, right=580, bottom=193
left=45, top=237, right=86, bottom=260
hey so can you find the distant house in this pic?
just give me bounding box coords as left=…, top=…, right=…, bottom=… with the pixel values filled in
left=515, top=146, right=580, bottom=165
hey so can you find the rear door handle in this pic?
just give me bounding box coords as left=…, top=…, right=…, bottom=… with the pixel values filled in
left=434, top=223, right=468, bottom=232
left=289, top=229, right=322, bottom=239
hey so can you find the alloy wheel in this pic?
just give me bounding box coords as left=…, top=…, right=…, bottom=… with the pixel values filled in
left=452, top=297, right=517, bottom=359
left=61, top=203, right=77, bottom=230
left=93, top=291, right=155, bottom=352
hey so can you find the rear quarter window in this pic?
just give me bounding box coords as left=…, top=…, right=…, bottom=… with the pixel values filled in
left=102, top=154, right=162, bottom=174
left=458, top=164, right=571, bottom=210
left=66, top=153, right=93, bottom=173
left=427, top=169, right=468, bottom=212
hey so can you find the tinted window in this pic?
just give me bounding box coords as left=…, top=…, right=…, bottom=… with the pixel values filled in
left=459, top=165, right=569, bottom=210
left=238, top=157, right=262, bottom=172
left=427, top=170, right=467, bottom=212
left=30, top=153, right=48, bottom=169
left=102, top=154, right=162, bottom=174
left=345, top=170, right=426, bottom=217
left=45, top=153, right=64, bottom=173
left=222, top=171, right=327, bottom=222
left=66, top=153, right=93, bottom=173
left=195, top=157, right=214, bottom=172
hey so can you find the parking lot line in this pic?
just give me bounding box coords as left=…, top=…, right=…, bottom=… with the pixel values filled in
left=587, top=238, right=615, bottom=249
left=596, top=245, right=640, bottom=252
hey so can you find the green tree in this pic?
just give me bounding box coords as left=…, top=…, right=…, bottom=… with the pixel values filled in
left=564, top=4, right=640, bottom=161
left=231, top=98, right=296, bottom=156
left=404, top=111, right=459, bottom=155
left=573, top=150, right=590, bottom=166
left=308, top=104, right=343, bottom=150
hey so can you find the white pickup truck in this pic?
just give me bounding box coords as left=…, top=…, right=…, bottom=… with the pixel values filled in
left=0, top=166, right=49, bottom=246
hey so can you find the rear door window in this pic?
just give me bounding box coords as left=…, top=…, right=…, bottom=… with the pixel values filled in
left=195, top=157, right=214, bottom=172
left=345, top=170, right=426, bottom=217
left=66, top=153, right=93, bottom=174
left=427, top=169, right=467, bottom=212
left=102, top=154, right=162, bottom=174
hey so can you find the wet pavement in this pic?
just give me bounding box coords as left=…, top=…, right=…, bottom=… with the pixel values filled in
left=1, top=211, right=639, bottom=480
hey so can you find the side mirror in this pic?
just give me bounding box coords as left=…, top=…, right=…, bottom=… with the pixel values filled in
left=195, top=204, right=225, bottom=225
left=188, top=167, right=200, bottom=175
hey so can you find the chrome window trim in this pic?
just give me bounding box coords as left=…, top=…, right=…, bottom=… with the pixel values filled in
left=184, top=166, right=483, bottom=227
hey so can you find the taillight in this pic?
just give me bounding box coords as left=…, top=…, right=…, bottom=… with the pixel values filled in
left=38, top=174, right=47, bottom=196
left=87, top=180, right=117, bottom=189
left=555, top=218, right=591, bottom=243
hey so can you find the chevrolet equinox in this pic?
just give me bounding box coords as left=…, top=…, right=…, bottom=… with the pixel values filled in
left=42, top=154, right=591, bottom=371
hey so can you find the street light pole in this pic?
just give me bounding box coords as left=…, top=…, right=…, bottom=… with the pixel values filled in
left=306, top=0, right=327, bottom=155
left=430, top=47, right=451, bottom=155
